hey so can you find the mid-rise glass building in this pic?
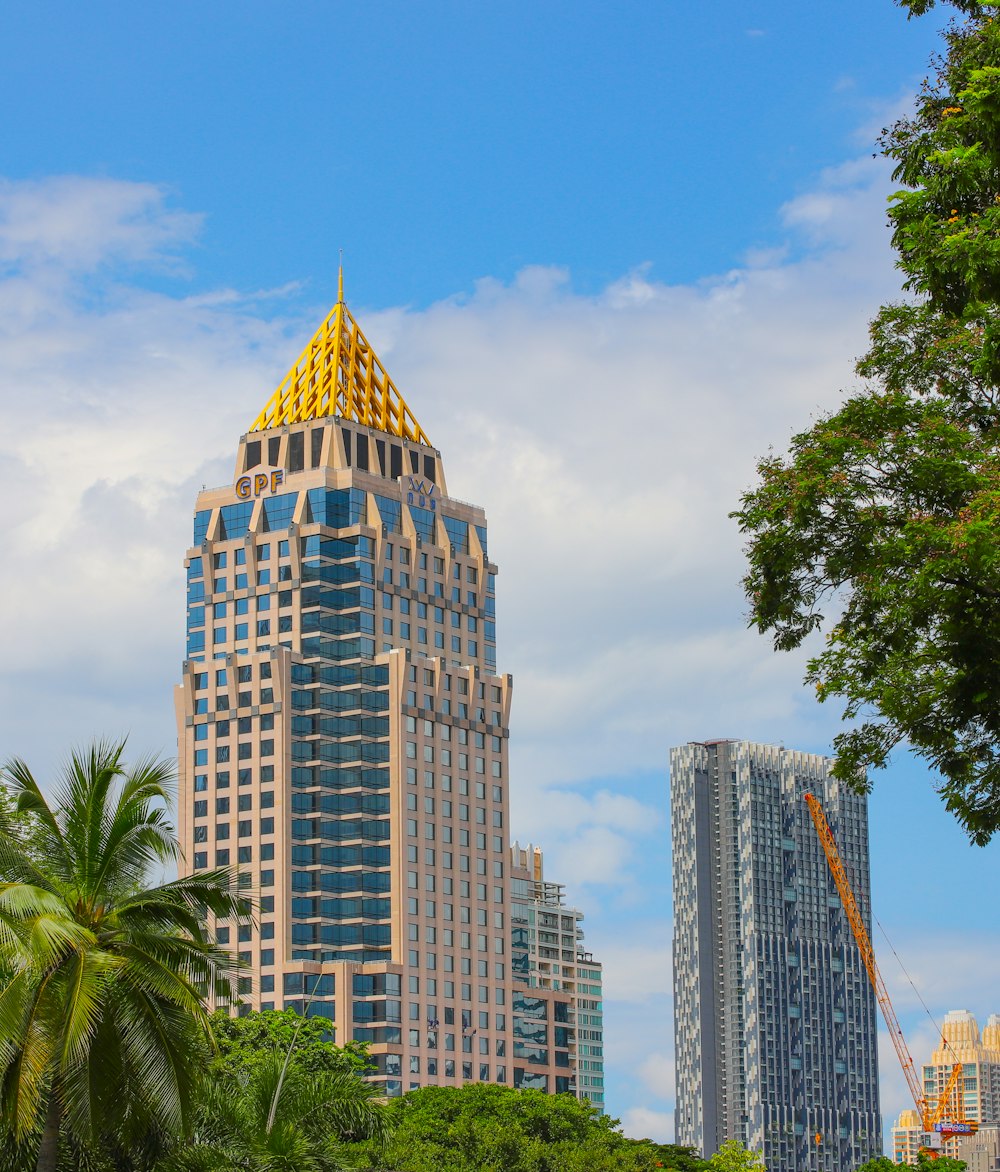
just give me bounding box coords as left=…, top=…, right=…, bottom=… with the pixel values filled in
left=176, top=288, right=601, bottom=1102
left=509, top=842, right=605, bottom=1111
left=671, top=740, right=881, bottom=1172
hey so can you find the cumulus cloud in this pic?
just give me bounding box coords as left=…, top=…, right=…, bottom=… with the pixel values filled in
left=622, top=1105, right=674, bottom=1142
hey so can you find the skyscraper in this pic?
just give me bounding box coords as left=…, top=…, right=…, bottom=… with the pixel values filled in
left=671, top=740, right=881, bottom=1172
left=176, top=290, right=519, bottom=1096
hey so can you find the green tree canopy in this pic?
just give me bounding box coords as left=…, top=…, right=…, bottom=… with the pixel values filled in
left=363, top=1083, right=662, bottom=1172
left=734, top=1, right=1000, bottom=842
left=705, top=1140, right=765, bottom=1172
left=853, top=1159, right=897, bottom=1172
left=207, top=1008, right=372, bottom=1081
left=167, top=1051, right=390, bottom=1172
left=0, top=741, right=242, bottom=1172
left=647, top=1143, right=707, bottom=1171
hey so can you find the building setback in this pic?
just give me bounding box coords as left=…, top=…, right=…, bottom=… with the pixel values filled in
left=671, top=740, right=881, bottom=1172
left=175, top=288, right=600, bottom=1101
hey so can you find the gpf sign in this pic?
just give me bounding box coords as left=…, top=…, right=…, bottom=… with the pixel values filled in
left=235, top=469, right=285, bottom=499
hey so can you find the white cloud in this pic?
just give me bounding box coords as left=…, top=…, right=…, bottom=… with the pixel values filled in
left=0, top=175, right=201, bottom=273
left=622, top=1105, right=674, bottom=1143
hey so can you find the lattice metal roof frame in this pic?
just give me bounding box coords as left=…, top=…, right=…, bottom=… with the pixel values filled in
left=250, top=279, right=430, bottom=445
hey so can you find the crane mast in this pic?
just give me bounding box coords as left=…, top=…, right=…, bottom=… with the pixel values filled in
left=803, top=793, right=970, bottom=1147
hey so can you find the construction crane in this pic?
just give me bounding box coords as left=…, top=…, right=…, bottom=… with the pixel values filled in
left=803, top=793, right=976, bottom=1153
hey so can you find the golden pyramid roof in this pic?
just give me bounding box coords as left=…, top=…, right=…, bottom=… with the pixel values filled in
left=250, top=273, right=430, bottom=445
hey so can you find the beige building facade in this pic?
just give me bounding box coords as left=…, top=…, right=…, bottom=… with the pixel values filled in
left=891, top=1010, right=1000, bottom=1161
left=959, top=1126, right=1000, bottom=1172
left=175, top=293, right=599, bottom=1101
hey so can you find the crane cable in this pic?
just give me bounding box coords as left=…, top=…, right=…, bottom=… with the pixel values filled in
left=875, top=916, right=962, bottom=1068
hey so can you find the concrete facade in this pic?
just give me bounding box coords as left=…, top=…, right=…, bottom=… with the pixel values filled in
left=671, top=740, right=881, bottom=1172
left=960, top=1126, right=1000, bottom=1172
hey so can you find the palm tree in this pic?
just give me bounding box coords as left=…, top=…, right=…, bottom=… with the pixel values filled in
left=174, top=1050, right=391, bottom=1172
left=0, top=739, right=244, bottom=1172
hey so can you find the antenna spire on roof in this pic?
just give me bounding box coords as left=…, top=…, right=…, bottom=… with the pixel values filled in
left=338, top=249, right=344, bottom=304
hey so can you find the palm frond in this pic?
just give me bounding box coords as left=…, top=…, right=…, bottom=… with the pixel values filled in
left=1, top=759, right=72, bottom=884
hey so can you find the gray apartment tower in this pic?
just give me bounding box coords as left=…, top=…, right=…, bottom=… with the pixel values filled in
left=670, top=741, right=881, bottom=1172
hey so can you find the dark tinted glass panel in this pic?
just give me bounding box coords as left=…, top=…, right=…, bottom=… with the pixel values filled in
left=289, top=431, right=305, bottom=472
left=375, top=439, right=386, bottom=476
left=356, top=435, right=369, bottom=471
left=409, top=449, right=420, bottom=472
left=423, top=455, right=436, bottom=484
left=311, top=427, right=324, bottom=467
left=268, top=437, right=281, bottom=465
left=244, top=441, right=261, bottom=470
left=390, top=445, right=402, bottom=479
left=341, top=427, right=352, bottom=466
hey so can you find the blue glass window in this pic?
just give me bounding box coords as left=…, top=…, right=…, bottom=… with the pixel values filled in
left=187, top=631, right=206, bottom=654
left=188, top=557, right=204, bottom=580
left=219, top=501, right=254, bottom=540
left=475, top=524, right=488, bottom=555
left=193, top=511, right=212, bottom=546
left=374, top=495, right=402, bottom=534
left=306, top=488, right=367, bottom=527
left=262, top=492, right=298, bottom=532
left=187, top=606, right=205, bottom=631
left=410, top=506, right=436, bottom=544
left=443, top=516, right=469, bottom=553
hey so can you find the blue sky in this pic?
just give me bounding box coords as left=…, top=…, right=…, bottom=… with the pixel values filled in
left=1, top=0, right=996, bottom=1148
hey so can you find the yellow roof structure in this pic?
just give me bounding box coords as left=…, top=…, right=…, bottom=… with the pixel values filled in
left=250, top=272, right=431, bottom=445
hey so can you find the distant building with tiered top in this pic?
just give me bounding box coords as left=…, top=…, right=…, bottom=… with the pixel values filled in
left=892, top=1011, right=1000, bottom=1162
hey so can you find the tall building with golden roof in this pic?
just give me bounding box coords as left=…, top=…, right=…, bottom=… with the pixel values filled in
left=174, top=282, right=600, bottom=1102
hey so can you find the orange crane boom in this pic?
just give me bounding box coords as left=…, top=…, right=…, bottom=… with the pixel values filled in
left=803, top=793, right=970, bottom=1143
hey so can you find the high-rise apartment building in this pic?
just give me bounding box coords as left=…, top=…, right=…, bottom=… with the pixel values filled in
left=509, top=843, right=605, bottom=1110
left=671, top=740, right=881, bottom=1172
left=891, top=1010, right=1000, bottom=1161
left=175, top=288, right=599, bottom=1102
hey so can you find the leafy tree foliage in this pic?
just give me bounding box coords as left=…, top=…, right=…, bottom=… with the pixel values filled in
left=207, top=1008, right=372, bottom=1080
left=0, top=741, right=242, bottom=1172
left=853, top=1159, right=898, bottom=1172
left=854, top=1157, right=966, bottom=1172
left=361, top=1083, right=663, bottom=1172
left=704, top=1140, right=765, bottom=1172
left=734, top=2, right=1000, bottom=842
left=166, top=1051, right=390, bottom=1172
left=648, top=1143, right=707, bottom=1171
